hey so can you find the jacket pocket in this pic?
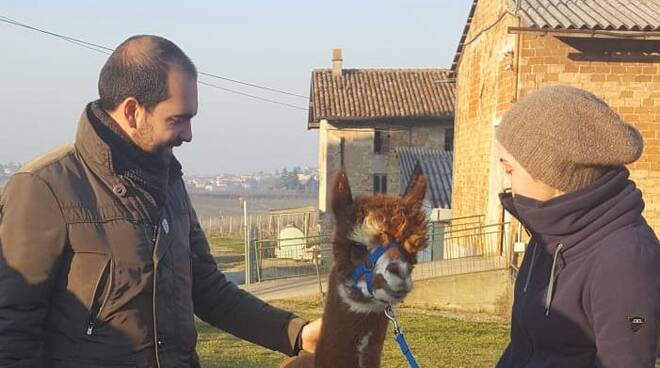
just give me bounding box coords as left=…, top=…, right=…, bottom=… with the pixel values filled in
left=61, top=247, right=110, bottom=327
left=84, top=257, right=112, bottom=336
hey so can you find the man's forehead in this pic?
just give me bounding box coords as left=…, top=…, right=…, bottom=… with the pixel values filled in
left=163, top=72, right=198, bottom=113
left=158, top=95, right=197, bottom=117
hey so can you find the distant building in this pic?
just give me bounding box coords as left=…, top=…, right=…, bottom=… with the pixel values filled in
left=308, top=49, right=456, bottom=225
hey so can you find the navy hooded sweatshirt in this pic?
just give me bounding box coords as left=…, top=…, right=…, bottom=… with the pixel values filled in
left=496, top=168, right=659, bottom=368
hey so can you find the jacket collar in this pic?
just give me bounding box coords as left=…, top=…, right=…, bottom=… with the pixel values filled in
left=74, top=102, right=183, bottom=203
left=500, top=168, right=644, bottom=259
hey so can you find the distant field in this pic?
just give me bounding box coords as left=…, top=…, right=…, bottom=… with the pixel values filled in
left=189, top=192, right=317, bottom=217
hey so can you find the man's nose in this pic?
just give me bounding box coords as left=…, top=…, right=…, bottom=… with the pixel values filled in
left=179, top=121, right=192, bottom=143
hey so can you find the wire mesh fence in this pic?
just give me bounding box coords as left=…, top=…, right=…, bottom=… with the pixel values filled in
left=200, top=210, right=320, bottom=239
left=413, top=222, right=510, bottom=281
left=251, top=234, right=333, bottom=282
left=230, top=216, right=510, bottom=283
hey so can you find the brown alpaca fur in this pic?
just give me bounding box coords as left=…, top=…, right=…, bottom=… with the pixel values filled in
left=281, top=171, right=428, bottom=368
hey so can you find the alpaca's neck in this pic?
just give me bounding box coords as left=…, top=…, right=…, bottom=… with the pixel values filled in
left=315, top=271, right=389, bottom=368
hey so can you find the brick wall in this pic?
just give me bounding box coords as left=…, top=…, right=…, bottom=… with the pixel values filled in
left=452, top=0, right=519, bottom=223
left=452, top=0, right=660, bottom=235
left=518, top=33, right=660, bottom=233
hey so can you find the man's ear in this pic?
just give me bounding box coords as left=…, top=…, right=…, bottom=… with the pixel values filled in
left=122, top=97, right=140, bottom=130
left=331, top=170, right=353, bottom=218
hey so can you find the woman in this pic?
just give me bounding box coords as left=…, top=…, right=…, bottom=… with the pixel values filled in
left=495, top=85, right=659, bottom=367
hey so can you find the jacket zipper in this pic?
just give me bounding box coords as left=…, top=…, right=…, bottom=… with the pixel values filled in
left=150, top=220, right=162, bottom=368
left=86, top=258, right=113, bottom=335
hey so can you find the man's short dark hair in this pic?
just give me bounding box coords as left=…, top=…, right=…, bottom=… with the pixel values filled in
left=98, top=35, right=197, bottom=112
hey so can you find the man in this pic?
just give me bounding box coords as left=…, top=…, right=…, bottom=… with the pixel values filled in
left=0, top=35, right=319, bottom=367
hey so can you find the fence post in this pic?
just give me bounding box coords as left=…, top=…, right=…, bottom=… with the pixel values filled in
left=303, top=213, right=309, bottom=238
left=243, top=202, right=250, bottom=286
left=313, top=247, right=325, bottom=306
left=252, top=227, right=261, bottom=283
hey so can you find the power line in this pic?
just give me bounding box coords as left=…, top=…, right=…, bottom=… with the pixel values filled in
left=462, top=10, right=514, bottom=48
left=0, top=15, right=113, bottom=54
left=199, top=72, right=308, bottom=99
left=198, top=81, right=307, bottom=111
left=0, top=14, right=310, bottom=106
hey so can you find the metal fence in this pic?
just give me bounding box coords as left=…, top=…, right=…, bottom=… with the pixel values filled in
left=200, top=211, right=320, bottom=239
left=413, top=222, right=510, bottom=281
left=250, top=233, right=332, bottom=282
left=232, top=217, right=510, bottom=284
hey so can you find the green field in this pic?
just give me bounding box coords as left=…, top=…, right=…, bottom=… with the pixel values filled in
left=195, top=298, right=510, bottom=368
left=207, top=236, right=246, bottom=270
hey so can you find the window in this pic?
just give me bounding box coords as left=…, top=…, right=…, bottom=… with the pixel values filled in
left=374, top=129, right=390, bottom=154
left=340, top=137, right=345, bottom=168
left=444, top=127, right=454, bottom=152
left=373, top=174, right=387, bottom=194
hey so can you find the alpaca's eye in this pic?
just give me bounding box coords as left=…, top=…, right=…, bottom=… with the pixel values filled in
left=350, top=242, right=368, bottom=255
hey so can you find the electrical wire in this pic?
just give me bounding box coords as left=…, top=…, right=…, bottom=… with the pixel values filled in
left=0, top=14, right=310, bottom=110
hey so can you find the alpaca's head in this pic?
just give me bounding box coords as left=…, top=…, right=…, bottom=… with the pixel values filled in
left=330, top=171, right=428, bottom=313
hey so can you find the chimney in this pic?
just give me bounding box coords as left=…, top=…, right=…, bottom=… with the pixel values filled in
left=332, top=48, right=343, bottom=77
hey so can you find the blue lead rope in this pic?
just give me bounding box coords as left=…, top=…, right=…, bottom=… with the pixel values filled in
left=385, top=305, right=420, bottom=368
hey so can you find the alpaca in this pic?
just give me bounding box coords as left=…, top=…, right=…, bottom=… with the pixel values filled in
left=281, top=171, right=428, bottom=368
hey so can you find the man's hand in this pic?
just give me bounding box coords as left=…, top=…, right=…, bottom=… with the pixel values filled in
left=301, top=318, right=322, bottom=353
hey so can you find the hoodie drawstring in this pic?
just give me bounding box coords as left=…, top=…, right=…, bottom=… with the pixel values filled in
left=545, top=243, right=564, bottom=316
left=523, top=241, right=537, bottom=294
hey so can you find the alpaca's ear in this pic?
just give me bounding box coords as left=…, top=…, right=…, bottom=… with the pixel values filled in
left=403, top=174, right=427, bottom=211
left=331, top=170, right=353, bottom=217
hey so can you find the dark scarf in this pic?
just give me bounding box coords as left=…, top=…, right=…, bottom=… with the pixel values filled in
left=499, top=168, right=644, bottom=259
left=88, top=101, right=174, bottom=219
left=499, top=168, right=645, bottom=315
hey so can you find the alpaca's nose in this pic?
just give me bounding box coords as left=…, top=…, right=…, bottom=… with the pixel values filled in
left=386, top=262, right=404, bottom=279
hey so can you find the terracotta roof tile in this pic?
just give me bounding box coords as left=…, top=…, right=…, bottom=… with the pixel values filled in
left=309, top=69, right=455, bottom=124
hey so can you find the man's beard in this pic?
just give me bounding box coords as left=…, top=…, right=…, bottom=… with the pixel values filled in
left=135, top=117, right=175, bottom=167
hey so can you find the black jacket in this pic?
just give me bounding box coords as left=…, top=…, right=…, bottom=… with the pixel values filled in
left=0, top=102, right=304, bottom=367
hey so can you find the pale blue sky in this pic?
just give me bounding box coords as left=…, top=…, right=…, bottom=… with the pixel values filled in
left=0, top=1, right=471, bottom=175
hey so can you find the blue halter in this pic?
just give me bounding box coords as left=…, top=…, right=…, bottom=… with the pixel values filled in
left=350, top=242, right=419, bottom=368
left=351, top=241, right=401, bottom=296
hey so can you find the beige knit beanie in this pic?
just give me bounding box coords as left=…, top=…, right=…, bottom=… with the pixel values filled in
left=496, top=85, right=643, bottom=193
